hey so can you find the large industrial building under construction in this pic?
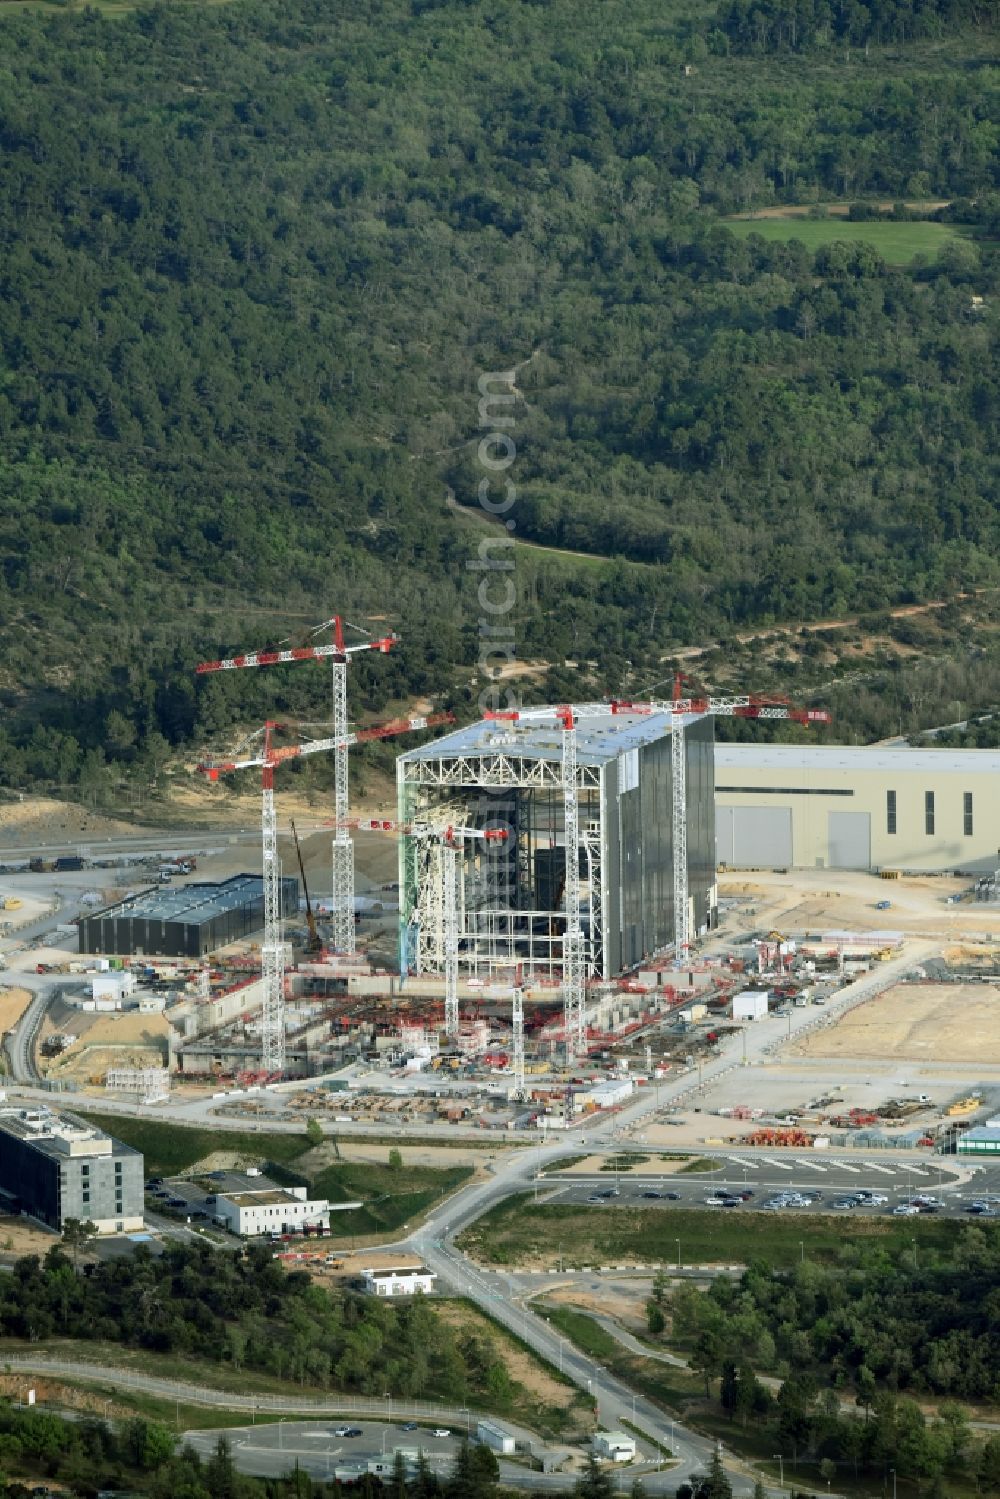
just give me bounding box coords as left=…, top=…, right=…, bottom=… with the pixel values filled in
left=396, top=706, right=717, bottom=982
left=79, top=875, right=300, bottom=959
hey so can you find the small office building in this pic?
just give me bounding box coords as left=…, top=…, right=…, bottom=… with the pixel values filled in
left=476, top=1420, right=516, bottom=1455
left=0, top=1107, right=143, bottom=1234
left=593, top=1432, right=636, bottom=1463
left=732, top=990, right=769, bottom=1022
left=361, top=1265, right=437, bottom=1297
left=956, top=1124, right=1000, bottom=1157
left=213, top=1183, right=331, bottom=1237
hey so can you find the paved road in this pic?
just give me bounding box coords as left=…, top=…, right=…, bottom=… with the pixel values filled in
left=182, top=1417, right=686, bottom=1491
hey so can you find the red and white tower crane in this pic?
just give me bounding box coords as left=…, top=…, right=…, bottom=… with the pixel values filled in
left=197, top=616, right=398, bottom=957
left=197, top=712, right=453, bottom=1073
left=612, top=676, right=831, bottom=963
left=338, top=818, right=506, bottom=1036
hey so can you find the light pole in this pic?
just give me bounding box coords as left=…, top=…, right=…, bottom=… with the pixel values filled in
left=279, top=1419, right=284, bottom=1452
left=675, top=1238, right=681, bottom=1269
left=891, top=1468, right=897, bottom=1499
left=799, top=1240, right=804, bottom=1264
left=911, top=1239, right=918, bottom=1270
left=385, top=1390, right=391, bottom=1425
left=774, top=1453, right=784, bottom=1487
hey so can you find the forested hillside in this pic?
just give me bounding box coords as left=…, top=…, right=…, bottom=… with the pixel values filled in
left=0, top=0, right=997, bottom=802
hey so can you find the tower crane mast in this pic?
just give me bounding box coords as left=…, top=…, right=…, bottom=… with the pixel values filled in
left=197, top=616, right=399, bottom=956
left=197, top=712, right=454, bottom=1073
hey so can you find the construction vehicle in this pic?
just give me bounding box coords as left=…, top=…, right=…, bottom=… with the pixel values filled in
left=290, top=820, right=322, bottom=956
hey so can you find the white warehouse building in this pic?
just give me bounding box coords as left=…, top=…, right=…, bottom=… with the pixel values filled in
left=732, top=990, right=768, bottom=1022
left=715, top=745, right=1000, bottom=873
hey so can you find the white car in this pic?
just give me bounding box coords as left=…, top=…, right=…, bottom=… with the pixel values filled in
left=433, top=1428, right=451, bottom=1438
left=867, top=1195, right=888, bottom=1206
left=893, top=1204, right=919, bottom=1216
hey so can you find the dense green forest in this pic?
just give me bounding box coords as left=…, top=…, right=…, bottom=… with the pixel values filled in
left=0, top=1242, right=517, bottom=1401
left=0, top=0, right=997, bottom=799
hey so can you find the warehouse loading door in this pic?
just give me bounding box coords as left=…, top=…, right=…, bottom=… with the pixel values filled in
left=716, top=806, right=792, bottom=868
left=828, top=810, right=871, bottom=869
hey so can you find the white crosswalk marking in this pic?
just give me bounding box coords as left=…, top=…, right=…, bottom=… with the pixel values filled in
left=907, top=1166, right=928, bottom=1176
left=864, top=1163, right=896, bottom=1175
left=769, top=1160, right=793, bottom=1170
left=834, top=1161, right=859, bottom=1172
left=795, top=1158, right=827, bottom=1171
left=727, top=1157, right=759, bottom=1169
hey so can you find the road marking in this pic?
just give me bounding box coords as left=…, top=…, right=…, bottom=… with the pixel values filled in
left=907, top=1166, right=929, bottom=1176
left=769, top=1160, right=793, bottom=1170
left=794, top=1158, right=826, bottom=1172
left=864, top=1162, right=896, bottom=1175
left=726, top=1157, right=758, bottom=1169
left=833, top=1161, right=859, bottom=1172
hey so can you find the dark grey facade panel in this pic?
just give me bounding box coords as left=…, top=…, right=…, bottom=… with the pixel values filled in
left=79, top=877, right=298, bottom=958
left=612, top=716, right=715, bottom=970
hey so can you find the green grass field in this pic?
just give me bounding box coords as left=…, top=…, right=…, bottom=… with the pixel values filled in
left=77, top=1113, right=313, bottom=1179
left=458, top=1196, right=973, bottom=1270
left=727, top=216, right=961, bottom=264
left=313, top=1160, right=474, bottom=1237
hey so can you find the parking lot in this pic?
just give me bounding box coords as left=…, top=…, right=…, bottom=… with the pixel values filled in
left=543, top=1155, right=1000, bottom=1221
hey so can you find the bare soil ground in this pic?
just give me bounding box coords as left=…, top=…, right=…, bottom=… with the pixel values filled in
left=0, top=985, right=33, bottom=1035
left=790, top=982, right=1000, bottom=1064
left=545, top=1278, right=654, bottom=1336
left=719, top=867, right=997, bottom=936
left=42, top=1011, right=169, bottom=1081
left=0, top=1213, right=59, bottom=1257
left=312, top=1141, right=507, bottom=1171
left=0, top=793, right=157, bottom=848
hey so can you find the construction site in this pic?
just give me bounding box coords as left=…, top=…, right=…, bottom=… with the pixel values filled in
left=2, top=617, right=999, bottom=1159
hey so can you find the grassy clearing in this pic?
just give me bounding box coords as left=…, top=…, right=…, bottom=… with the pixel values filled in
left=538, top=1303, right=701, bottom=1416
left=77, top=1112, right=312, bottom=1179
left=727, top=216, right=961, bottom=264
left=457, top=1196, right=968, bottom=1269
left=541, top=1307, right=621, bottom=1361
left=314, top=1160, right=474, bottom=1237
left=675, top=1157, right=719, bottom=1174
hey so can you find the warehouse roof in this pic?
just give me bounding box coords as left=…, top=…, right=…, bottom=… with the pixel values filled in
left=400, top=705, right=706, bottom=769
left=86, top=874, right=287, bottom=926
left=715, top=744, right=1000, bottom=774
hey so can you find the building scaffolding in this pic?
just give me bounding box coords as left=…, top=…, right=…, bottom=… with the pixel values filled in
left=396, top=705, right=718, bottom=1024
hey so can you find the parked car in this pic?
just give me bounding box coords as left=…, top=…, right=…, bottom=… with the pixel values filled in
left=433, top=1429, right=451, bottom=1439
left=400, top=1423, right=418, bottom=1432
left=641, top=1191, right=661, bottom=1199
left=664, top=1191, right=680, bottom=1200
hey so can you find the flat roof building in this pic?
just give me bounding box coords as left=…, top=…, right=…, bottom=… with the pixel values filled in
left=0, top=1107, right=143, bottom=1235
left=956, top=1126, right=1000, bottom=1156
left=78, top=873, right=299, bottom=958
left=716, top=745, right=1000, bottom=874
left=397, top=705, right=716, bottom=981
left=213, top=1181, right=332, bottom=1237
left=361, top=1265, right=436, bottom=1297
